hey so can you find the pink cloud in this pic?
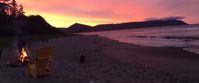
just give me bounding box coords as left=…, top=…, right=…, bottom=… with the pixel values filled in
left=18, top=0, right=199, bottom=27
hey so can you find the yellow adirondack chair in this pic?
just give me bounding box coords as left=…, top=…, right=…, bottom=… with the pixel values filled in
left=27, top=47, right=53, bottom=78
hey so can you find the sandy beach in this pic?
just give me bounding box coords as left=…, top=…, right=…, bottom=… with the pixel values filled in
left=0, top=35, right=199, bottom=83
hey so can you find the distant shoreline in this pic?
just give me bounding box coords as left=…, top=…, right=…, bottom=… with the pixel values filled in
left=79, top=25, right=199, bottom=55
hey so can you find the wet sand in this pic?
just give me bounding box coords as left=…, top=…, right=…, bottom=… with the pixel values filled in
left=98, top=36, right=199, bottom=78
left=0, top=35, right=199, bottom=83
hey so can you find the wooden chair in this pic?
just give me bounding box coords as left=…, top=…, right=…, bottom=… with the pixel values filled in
left=27, top=47, right=53, bottom=78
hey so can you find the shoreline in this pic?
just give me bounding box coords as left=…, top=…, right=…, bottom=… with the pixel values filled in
left=79, top=25, right=199, bottom=55
left=95, top=35, right=199, bottom=78
left=0, top=35, right=199, bottom=83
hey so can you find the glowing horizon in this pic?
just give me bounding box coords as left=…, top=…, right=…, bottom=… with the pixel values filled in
left=18, top=0, right=199, bottom=28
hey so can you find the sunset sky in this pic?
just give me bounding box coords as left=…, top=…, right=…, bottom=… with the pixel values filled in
left=18, top=0, right=199, bottom=28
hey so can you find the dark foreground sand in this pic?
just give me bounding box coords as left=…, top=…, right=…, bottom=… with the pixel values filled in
left=0, top=35, right=199, bottom=83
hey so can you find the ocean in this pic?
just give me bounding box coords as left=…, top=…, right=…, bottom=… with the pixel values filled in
left=80, top=25, right=199, bottom=55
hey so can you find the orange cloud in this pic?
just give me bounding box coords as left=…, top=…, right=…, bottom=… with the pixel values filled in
left=25, top=9, right=114, bottom=27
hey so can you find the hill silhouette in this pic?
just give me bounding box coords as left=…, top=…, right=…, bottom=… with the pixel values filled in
left=21, top=15, right=61, bottom=35
left=0, top=0, right=62, bottom=36
left=0, top=13, right=16, bottom=36
left=62, top=23, right=93, bottom=33
left=0, top=13, right=62, bottom=36
left=64, top=19, right=188, bottom=33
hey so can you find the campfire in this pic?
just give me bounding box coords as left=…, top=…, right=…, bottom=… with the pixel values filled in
left=5, top=47, right=30, bottom=67
left=17, top=47, right=29, bottom=64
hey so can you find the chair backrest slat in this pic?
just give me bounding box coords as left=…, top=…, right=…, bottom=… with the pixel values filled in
left=35, top=47, right=53, bottom=72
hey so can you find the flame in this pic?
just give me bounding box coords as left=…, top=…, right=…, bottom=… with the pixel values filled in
left=19, top=48, right=28, bottom=63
